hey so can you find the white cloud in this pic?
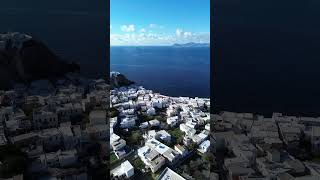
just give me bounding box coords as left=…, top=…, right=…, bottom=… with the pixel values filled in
left=110, top=29, right=210, bottom=46
left=111, top=32, right=174, bottom=46
left=176, top=29, right=183, bottom=37
left=121, top=24, right=135, bottom=32
left=176, top=28, right=192, bottom=37
left=149, top=24, right=164, bottom=29
left=184, top=32, right=192, bottom=37
left=140, top=28, right=146, bottom=32
left=149, top=24, right=156, bottom=28
left=176, top=29, right=197, bottom=38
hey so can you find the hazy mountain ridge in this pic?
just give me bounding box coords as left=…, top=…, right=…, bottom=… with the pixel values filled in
left=172, top=42, right=210, bottom=47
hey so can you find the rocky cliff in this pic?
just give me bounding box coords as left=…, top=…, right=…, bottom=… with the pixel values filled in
left=0, top=38, right=80, bottom=89
left=110, top=72, right=134, bottom=88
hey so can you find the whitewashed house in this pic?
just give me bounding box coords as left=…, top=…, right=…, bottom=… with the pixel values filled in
left=32, top=109, right=58, bottom=130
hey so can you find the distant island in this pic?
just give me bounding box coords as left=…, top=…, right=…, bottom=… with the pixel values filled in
left=172, top=42, right=210, bottom=47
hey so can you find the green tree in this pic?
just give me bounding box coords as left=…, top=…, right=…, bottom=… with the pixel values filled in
left=194, top=170, right=204, bottom=180
left=129, top=130, right=143, bottom=145
left=187, top=142, right=197, bottom=150
left=133, top=158, right=144, bottom=169
left=109, top=108, right=119, bottom=118
left=202, top=152, right=214, bottom=162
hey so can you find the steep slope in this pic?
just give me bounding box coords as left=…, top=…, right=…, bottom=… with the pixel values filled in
left=0, top=38, right=80, bottom=90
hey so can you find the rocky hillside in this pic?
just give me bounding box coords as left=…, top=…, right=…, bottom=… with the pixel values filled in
left=0, top=38, right=80, bottom=90
left=110, top=72, right=134, bottom=88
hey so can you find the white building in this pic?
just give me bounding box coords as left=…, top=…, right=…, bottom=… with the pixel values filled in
left=157, top=167, right=186, bottom=180
left=192, top=130, right=209, bottom=144
left=11, top=132, right=39, bottom=147
left=120, top=117, right=136, bottom=128
left=112, top=160, right=134, bottom=178
left=56, top=103, right=82, bottom=122
left=152, top=98, right=166, bottom=109
left=150, top=156, right=166, bottom=173
left=147, top=107, right=156, bottom=116
left=40, top=149, right=77, bottom=168
left=180, top=123, right=196, bottom=136
left=167, top=107, right=177, bottom=117
left=110, top=133, right=121, bottom=149
left=156, top=130, right=171, bottom=143
left=139, top=122, right=149, bottom=129
left=111, top=139, right=126, bottom=151
left=167, top=116, right=179, bottom=127
left=122, top=108, right=135, bottom=116
left=174, top=145, right=188, bottom=156
left=32, top=109, right=58, bottom=130
left=186, top=120, right=197, bottom=129
left=198, top=140, right=210, bottom=154
left=163, top=148, right=180, bottom=163
left=138, top=146, right=152, bottom=166
left=144, top=130, right=157, bottom=140
left=59, top=124, right=79, bottom=150
left=139, top=139, right=170, bottom=173
left=205, top=123, right=210, bottom=131
left=39, top=128, right=62, bottom=148
left=110, top=117, right=118, bottom=128
left=149, top=119, right=160, bottom=127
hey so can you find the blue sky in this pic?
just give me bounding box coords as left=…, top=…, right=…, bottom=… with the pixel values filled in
left=110, top=0, right=210, bottom=46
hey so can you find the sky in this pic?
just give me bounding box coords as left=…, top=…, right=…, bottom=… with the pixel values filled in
left=110, top=0, right=210, bottom=46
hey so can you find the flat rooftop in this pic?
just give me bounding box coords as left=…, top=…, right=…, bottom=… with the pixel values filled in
left=157, top=167, right=186, bottom=180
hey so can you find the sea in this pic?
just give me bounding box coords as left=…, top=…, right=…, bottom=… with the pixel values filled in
left=214, top=0, right=320, bottom=116
left=0, top=2, right=210, bottom=98
left=111, top=46, right=210, bottom=98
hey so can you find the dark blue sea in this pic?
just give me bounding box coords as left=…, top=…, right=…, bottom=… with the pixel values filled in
left=214, top=0, right=320, bottom=116
left=111, top=46, right=210, bottom=98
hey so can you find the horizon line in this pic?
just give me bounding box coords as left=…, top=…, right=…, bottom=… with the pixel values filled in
left=110, top=42, right=210, bottom=47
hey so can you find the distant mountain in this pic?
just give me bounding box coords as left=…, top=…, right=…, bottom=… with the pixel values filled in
left=172, top=42, right=210, bottom=47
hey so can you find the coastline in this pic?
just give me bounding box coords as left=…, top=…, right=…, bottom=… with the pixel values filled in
left=110, top=71, right=210, bottom=99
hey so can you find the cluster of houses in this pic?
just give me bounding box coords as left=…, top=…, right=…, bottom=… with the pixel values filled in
left=138, top=138, right=184, bottom=173
left=0, top=75, right=110, bottom=179
left=110, top=85, right=211, bottom=179
left=213, top=111, right=320, bottom=180
left=0, top=71, right=212, bottom=179
left=110, top=115, right=128, bottom=160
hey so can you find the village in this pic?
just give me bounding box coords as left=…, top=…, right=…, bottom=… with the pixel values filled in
left=212, top=111, right=320, bottom=180
left=109, top=84, right=211, bottom=179
left=0, top=73, right=110, bottom=180
left=0, top=71, right=212, bottom=180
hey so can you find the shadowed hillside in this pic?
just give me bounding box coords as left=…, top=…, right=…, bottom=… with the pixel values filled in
left=0, top=37, right=80, bottom=89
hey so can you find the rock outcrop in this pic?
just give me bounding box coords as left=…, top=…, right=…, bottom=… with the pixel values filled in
left=0, top=33, right=80, bottom=89
left=110, top=72, right=134, bottom=88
